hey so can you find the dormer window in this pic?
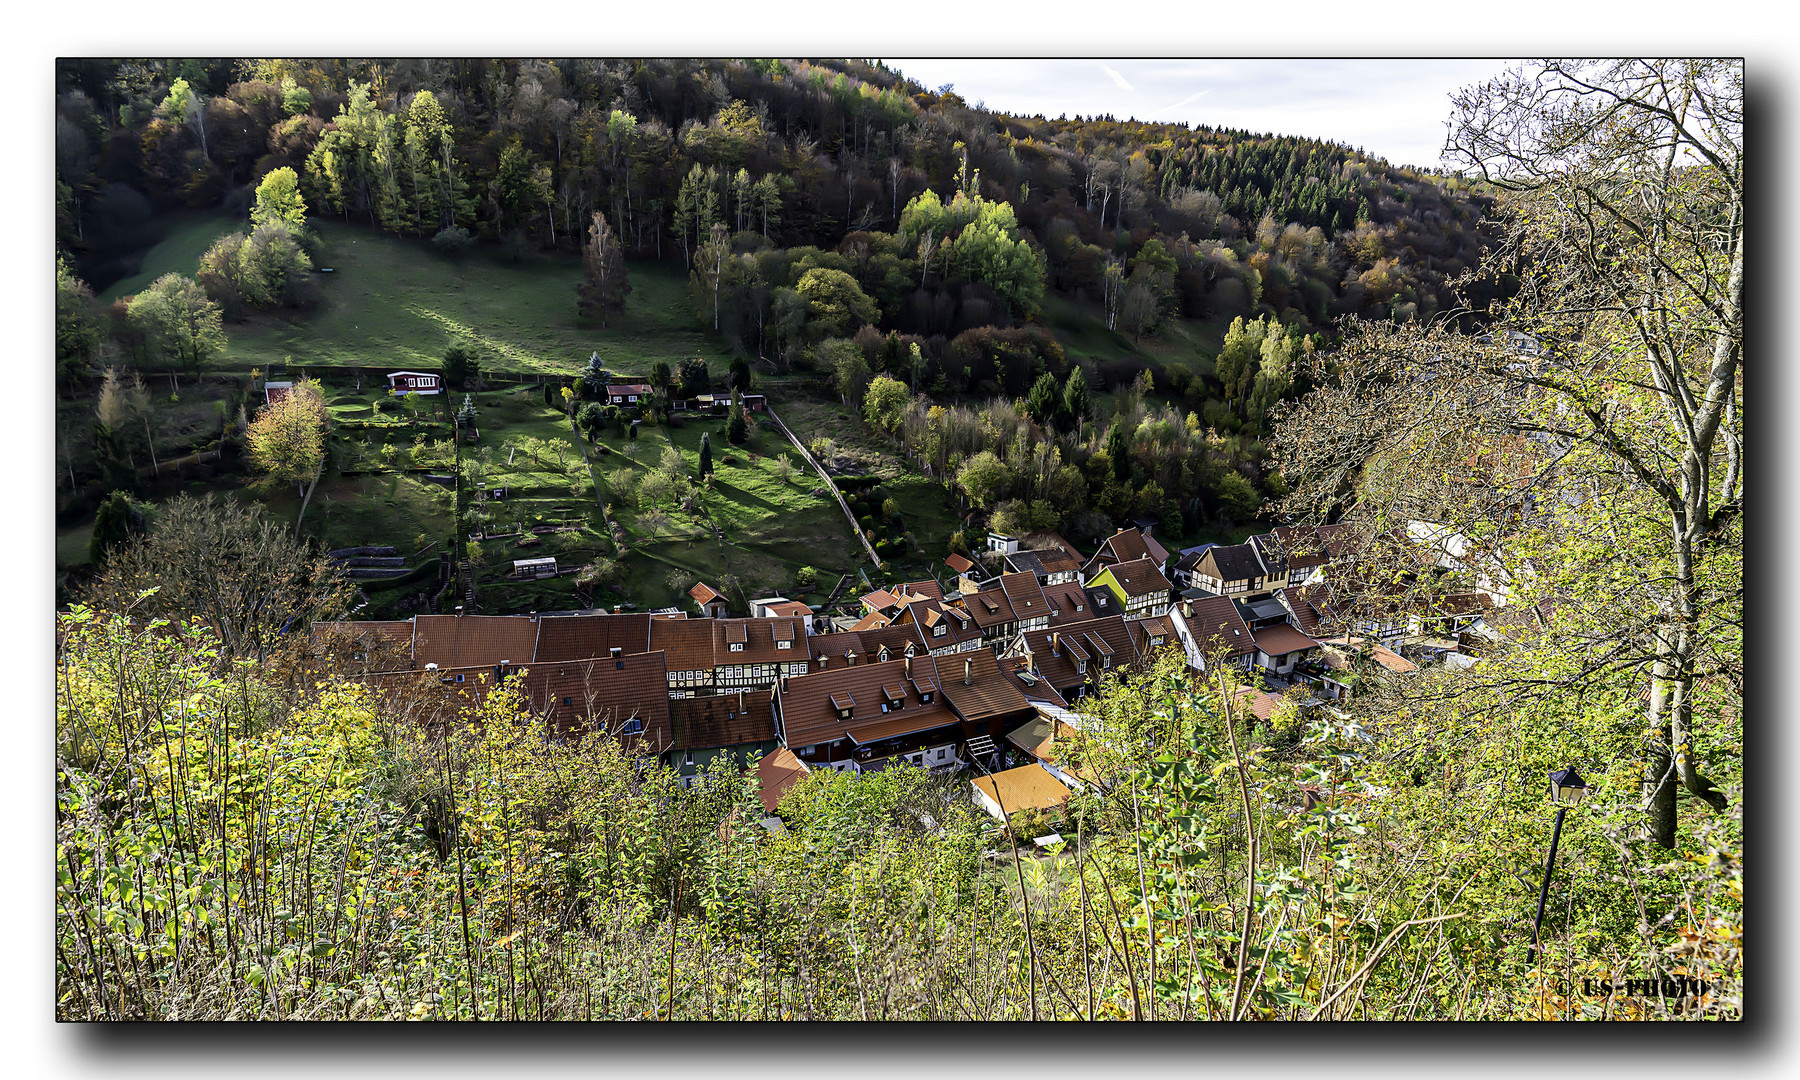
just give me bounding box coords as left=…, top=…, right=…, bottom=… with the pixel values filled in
left=1076, top=659, right=1088, bottom=674
left=730, top=642, right=745, bottom=652
left=933, top=623, right=946, bottom=637
left=777, top=639, right=791, bottom=649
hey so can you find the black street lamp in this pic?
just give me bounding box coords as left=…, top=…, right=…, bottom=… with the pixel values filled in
left=1527, top=766, right=1588, bottom=966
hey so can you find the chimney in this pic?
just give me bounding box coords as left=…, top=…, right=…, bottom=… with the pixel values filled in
left=780, top=675, right=789, bottom=693
left=1183, top=601, right=1194, bottom=618
left=1052, top=632, right=1061, bottom=656
left=905, top=655, right=912, bottom=679
left=964, top=658, right=973, bottom=685
left=739, top=690, right=746, bottom=713
left=455, top=606, right=464, bottom=617
left=610, top=646, right=622, bottom=658
left=425, top=663, right=438, bottom=671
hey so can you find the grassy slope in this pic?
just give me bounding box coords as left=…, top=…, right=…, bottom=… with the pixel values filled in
left=96, top=210, right=245, bottom=303
left=1040, top=292, right=1228, bottom=371
left=221, top=221, right=734, bottom=378
left=68, top=216, right=1246, bottom=594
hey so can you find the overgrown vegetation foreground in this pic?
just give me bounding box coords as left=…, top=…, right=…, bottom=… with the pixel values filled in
left=55, top=606, right=1738, bottom=1021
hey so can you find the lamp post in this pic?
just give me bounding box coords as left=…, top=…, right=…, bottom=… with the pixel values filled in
left=1527, top=766, right=1588, bottom=966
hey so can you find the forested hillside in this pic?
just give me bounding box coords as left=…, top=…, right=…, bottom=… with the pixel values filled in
left=56, top=58, right=1496, bottom=357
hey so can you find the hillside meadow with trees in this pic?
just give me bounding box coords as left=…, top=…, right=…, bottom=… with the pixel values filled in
left=53, top=59, right=1741, bottom=1023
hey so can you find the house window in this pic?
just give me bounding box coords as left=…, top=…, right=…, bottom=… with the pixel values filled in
left=730, top=642, right=744, bottom=652
left=778, top=639, right=791, bottom=649
left=933, top=624, right=946, bottom=637
left=619, top=717, right=644, bottom=735
left=563, top=696, right=572, bottom=705
left=838, top=708, right=852, bottom=720
left=1076, top=660, right=1087, bottom=674
left=455, top=674, right=465, bottom=683
left=937, top=748, right=947, bottom=760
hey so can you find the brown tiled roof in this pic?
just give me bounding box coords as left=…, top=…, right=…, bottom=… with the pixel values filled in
left=944, top=552, right=974, bottom=574
left=861, top=588, right=901, bottom=612
left=855, top=621, right=931, bottom=660
left=411, top=615, right=542, bottom=671
left=846, top=709, right=963, bottom=745
left=849, top=610, right=891, bottom=632
left=1040, top=580, right=1094, bottom=620
left=1269, top=525, right=1330, bottom=569
left=650, top=617, right=718, bottom=672
left=532, top=613, right=652, bottom=663
left=607, top=383, right=652, bottom=395
left=1179, top=597, right=1257, bottom=659
left=997, top=655, right=1070, bottom=708
left=1320, top=636, right=1420, bottom=674
left=1132, top=616, right=1176, bottom=653
left=999, top=571, right=1050, bottom=622
left=1251, top=623, right=1321, bottom=657
left=669, top=692, right=777, bottom=752
left=764, top=600, right=813, bottom=618
left=900, top=580, right=944, bottom=603
left=895, top=598, right=984, bottom=649
left=938, top=648, right=1034, bottom=725
left=972, top=765, right=1073, bottom=815
left=807, top=630, right=863, bottom=669
left=311, top=619, right=414, bottom=651
left=1276, top=586, right=1327, bottom=635
left=1370, top=644, right=1418, bottom=673
left=517, top=652, right=672, bottom=748
left=309, top=620, right=416, bottom=671
left=756, top=747, right=810, bottom=813
left=1014, top=615, right=1141, bottom=693
left=1084, top=527, right=1166, bottom=576
left=713, top=617, right=807, bottom=664
left=777, top=653, right=950, bottom=749
left=688, top=581, right=723, bottom=605
left=1101, top=557, right=1172, bottom=598
left=964, top=585, right=1017, bottom=629
left=1235, top=686, right=1285, bottom=722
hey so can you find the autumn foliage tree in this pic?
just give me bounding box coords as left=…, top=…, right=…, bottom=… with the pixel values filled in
left=578, top=211, right=629, bottom=326
left=247, top=377, right=328, bottom=494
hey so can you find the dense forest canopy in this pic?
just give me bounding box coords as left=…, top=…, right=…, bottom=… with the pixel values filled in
left=56, top=57, right=1498, bottom=339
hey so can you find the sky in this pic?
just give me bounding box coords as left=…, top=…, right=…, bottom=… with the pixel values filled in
left=883, top=59, right=1522, bottom=172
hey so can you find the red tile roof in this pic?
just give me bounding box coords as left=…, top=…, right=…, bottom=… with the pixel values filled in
left=669, top=691, right=777, bottom=752
left=650, top=617, right=719, bottom=673
left=713, top=617, right=807, bottom=665
left=1040, top=580, right=1094, bottom=620
left=1178, top=597, right=1258, bottom=659
left=776, top=653, right=953, bottom=749
left=1251, top=623, right=1321, bottom=658
left=532, top=613, right=652, bottom=663
left=515, top=651, right=672, bottom=747
left=937, top=648, right=1034, bottom=725
left=756, top=747, right=810, bottom=813
left=999, top=571, right=1050, bottom=622
left=1084, top=527, right=1168, bottom=576
left=688, top=581, right=724, bottom=606
left=1100, top=556, right=1172, bottom=598
left=963, top=585, right=1017, bottom=629
left=945, top=552, right=974, bottom=574
left=411, top=615, right=542, bottom=671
